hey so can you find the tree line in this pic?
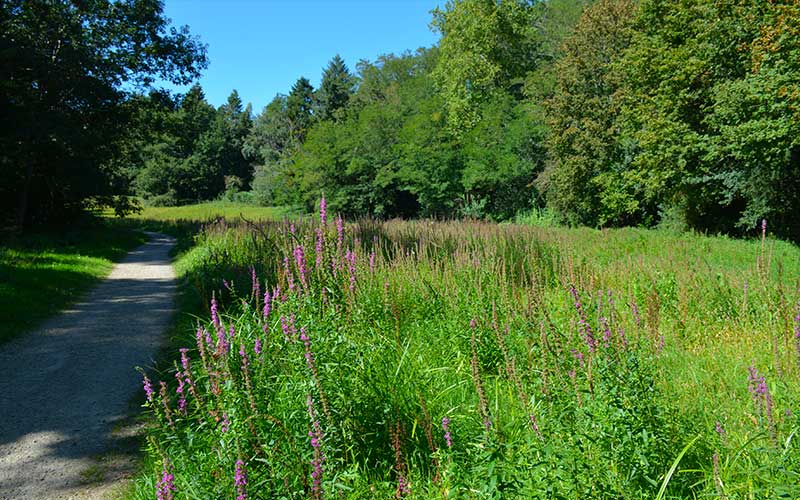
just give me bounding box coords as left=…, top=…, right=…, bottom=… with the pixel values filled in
left=3, top=0, right=798, bottom=242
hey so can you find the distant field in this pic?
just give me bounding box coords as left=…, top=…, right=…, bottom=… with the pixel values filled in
left=0, top=226, right=147, bottom=344
left=133, top=202, right=293, bottom=222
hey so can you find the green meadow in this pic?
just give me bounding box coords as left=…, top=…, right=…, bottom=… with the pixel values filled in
left=128, top=205, right=800, bottom=499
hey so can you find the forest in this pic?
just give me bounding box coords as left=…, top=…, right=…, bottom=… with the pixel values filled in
left=4, top=0, right=799, bottom=241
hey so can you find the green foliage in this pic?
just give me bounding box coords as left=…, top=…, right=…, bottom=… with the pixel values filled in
left=541, top=0, right=641, bottom=227
left=132, top=85, right=256, bottom=204
left=0, top=0, right=206, bottom=228
left=129, top=214, right=800, bottom=499
left=316, top=55, right=356, bottom=121
left=431, top=0, right=542, bottom=133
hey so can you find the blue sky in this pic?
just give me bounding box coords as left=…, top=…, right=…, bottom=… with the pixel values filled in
left=162, top=0, right=443, bottom=112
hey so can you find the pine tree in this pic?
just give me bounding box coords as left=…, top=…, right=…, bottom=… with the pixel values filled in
left=286, top=77, right=316, bottom=142
left=316, top=55, right=355, bottom=121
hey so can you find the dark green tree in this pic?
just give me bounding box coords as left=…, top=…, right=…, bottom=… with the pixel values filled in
left=286, top=77, right=316, bottom=143
left=0, top=0, right=206, bottom=227
left=316, top=55, right=355, bottom=121
left=540, top=0, right=640, bottom=226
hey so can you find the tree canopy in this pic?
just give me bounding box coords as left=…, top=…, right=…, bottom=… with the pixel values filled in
left=0, top=0, right=207, bottom=227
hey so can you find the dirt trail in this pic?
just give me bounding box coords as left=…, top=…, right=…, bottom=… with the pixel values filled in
left=0, top=232, right=177, bottom=499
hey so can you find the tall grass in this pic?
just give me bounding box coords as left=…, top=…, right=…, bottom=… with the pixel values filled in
left=130, top=204, right=800, bottom=499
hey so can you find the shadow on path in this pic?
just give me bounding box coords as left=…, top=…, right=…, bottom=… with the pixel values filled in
left=0, top=233, right=176, bottom=499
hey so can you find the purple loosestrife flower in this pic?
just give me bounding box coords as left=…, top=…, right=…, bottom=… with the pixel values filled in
left=441, top=417, right=452, bottom=448
left=263, top=289, right=271, bottom=320
left=234, top=459, right=247, bottom=500
left=220, top=412, right=230, bottom=433
left=210, top=294, right=221, bottom=333
left=142, top=375, right=155, bottom=403
left=336, top=215, right=344, bottom=253
left=179, top=348, right=190, bottom=372
left=715, top=421, right=726, bottom=440
left=290, top=223, right=296, bottom=235
left=601, top=317, right=612, bottom=349
left=215, top=325, right=229, bottom=356
left=316, top=228, right=325, bottom=270
left=174, top=371, right=187, bottom=414
left=319, top=196, right=327, bottom=227
left=281, top=315, right=297, bottom=342
left=156, top=459, right=176, bottom=500
left=254, top=338, right=262, bottom=355
left=369, top=249, right=376, bottom=273
left=294, top=245, right=308, bottom=290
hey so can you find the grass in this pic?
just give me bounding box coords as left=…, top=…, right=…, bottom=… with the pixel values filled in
left=123, top=207, right=800, bottom=499
left=132, top=201, right=293, bottom=223
left=0, top=221, right=148, bottom=344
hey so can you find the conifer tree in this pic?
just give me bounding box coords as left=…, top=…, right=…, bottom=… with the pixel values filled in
left=286, top=77, right=316, bottom=143
left=316, top=55, right=355, bottom=121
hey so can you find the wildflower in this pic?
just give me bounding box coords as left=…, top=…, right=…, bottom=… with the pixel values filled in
left=234, top=459, right=247, bottom=500
left=156, top=459, right=176, bottom=500
left=281, top=315, right=296, bottom=342
left=369, top=249, right=376, bottom=273
left=210, top=294, right=221, bottom=333
left=142, top=375, right=154, bottom=403
left=179, top=348, right=190, bottom=372
left=294, top=245, right=308, bottom=290
left=174, top=371, right=186, bottom=414
left=254, top=338, right=262, bottom=355
left=712, top=453, right=724, bottom=499
left=315, top=227, right=325, bottom=269
left=441, top=416, right=452, bottom=448
left=263, top=289, right=271, bottom=320
left=336, top=215, right=344, bottom=253
left=220, top=412, right=230, bottom=433
left=600, top=317, right=612, bottom=349
left=319, top=196, right=327, bottom=227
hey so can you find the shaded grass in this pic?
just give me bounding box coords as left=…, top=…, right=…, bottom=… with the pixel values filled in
left=0, top=222, right=148, bottom=344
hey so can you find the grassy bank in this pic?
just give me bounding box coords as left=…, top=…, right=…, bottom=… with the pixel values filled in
left=124, top=207, right=800, bottom=499
left=0, top=223, right=148, bottom=344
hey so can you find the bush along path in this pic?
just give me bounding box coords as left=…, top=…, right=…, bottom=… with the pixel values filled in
left=0, top=232, right=177, bottom=499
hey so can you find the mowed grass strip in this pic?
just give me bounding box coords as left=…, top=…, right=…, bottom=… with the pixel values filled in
left=0, top=223, right=148, bottom=344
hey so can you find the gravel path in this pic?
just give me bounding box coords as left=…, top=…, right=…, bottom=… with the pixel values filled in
left=0, top=232, right=177, bottom=500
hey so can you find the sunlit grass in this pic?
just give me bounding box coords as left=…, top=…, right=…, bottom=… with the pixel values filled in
left=0, top=225, right=147, bottom=343
left=133, top=201, right=293, bottom=223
